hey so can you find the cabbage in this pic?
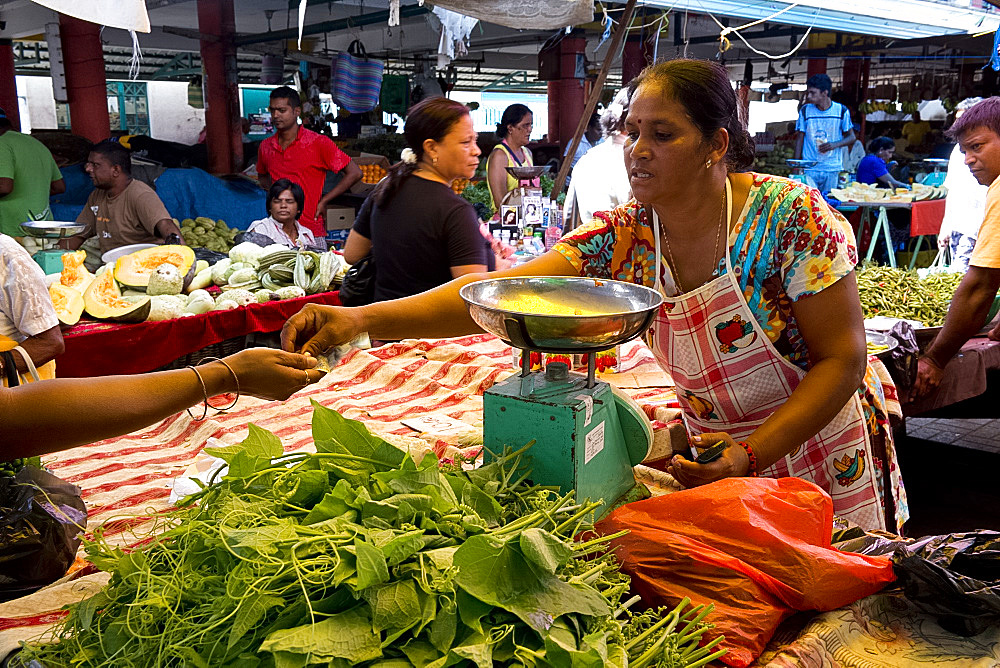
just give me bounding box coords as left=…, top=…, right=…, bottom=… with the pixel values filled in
left=185, top=290, right=215, bottom=315
left=211, top=258, right=232, bottom=286
left=227, top=267, right=258, bottom=287
left=228, top=242, right=265, bottom=267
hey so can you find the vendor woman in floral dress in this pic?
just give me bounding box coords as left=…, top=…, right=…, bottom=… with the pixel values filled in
left=282, top=60, right=907, bottom=533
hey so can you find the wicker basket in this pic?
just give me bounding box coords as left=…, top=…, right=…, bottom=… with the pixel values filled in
left=156, top=336, right=248, bottom=372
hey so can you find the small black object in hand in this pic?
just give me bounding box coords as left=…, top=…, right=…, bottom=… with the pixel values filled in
left=694, top=440, right=729, bottom=464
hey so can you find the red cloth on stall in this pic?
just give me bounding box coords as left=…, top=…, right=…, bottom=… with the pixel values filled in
left=909, top=199, right=946, bottom=237
left=55, top=291, right=341, bottom=377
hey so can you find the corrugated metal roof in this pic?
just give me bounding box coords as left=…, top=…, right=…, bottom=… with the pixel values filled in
left=643, top=0, right=1000, bottom=39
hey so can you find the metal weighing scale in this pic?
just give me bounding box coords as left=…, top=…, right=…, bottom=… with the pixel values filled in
left=19, top=220, right=87, bottom=274
left=917, top=158, right=949, bottom=187
left=500, top=165, right=550, bottom=208
left=461, top=277, right=663, bottom=516
left=786, top=159, right=817, bottom=186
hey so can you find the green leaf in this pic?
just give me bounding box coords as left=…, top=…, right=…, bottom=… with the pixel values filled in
left=373, top=456, right=459, bottom=513
left=272, top=652, right=308, bottom=668
left=260, top=606, right=382, bottom=663
left=374, top=529, right=427, bottom=567
left=303, top=479, right=360, bottom=524
left=456, top=589, right=492, bottom=636
left=519, top=528, right=575, bottom=575
left=224, top=519, right=298, bottom=556
left=450, top=631, right=493, bottom=668
left=206, top=423, right=283, bottom=463
left=456, top=479, right=502, bottom=525
left=228, top=592, right=284, bottom=650
left=368, top=580, right=421, bottom=631
left=276, top=469, right=329, bottom=507
left=354, top=538, right=390, bottom=591
left=401, top=640, right=442, bottom=667
left=427, top=605, right=457, bottom=653
left=453, top=534, right=610, bottom=632
left=542, top=619, right=609, bottom=668
left=311, top=400, right=406, bottom=469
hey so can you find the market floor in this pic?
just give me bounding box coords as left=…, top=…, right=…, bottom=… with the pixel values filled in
left=897, top=416, right=1000, bottom=537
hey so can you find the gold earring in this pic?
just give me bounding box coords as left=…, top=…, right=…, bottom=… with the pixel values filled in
left=432, top=156, right=438, bottom=165
left=706, top=159, right=712, bottom=169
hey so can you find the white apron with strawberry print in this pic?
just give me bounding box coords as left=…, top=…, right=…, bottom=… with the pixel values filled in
left=648, top=178, right=885, bottom=530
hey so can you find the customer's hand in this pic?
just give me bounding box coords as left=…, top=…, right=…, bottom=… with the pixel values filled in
left=911, top=355, right=945, bottom=401
left=281, top=303, right=364, bottom=357
left=667, top=432, right=749, bottom=488
left=938, top=234, right=951, bottom=250
left=220, top=347, right=319, bottom=400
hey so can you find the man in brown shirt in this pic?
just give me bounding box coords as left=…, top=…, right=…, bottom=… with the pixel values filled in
left=66, top=142, right=183, bottom=267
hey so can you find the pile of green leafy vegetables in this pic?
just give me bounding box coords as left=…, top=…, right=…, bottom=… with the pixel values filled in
left=20, top=402, right=724, bottom=668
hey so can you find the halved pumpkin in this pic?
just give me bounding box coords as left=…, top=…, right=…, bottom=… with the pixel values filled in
left=83, top=267, right=151, bottom=322
left=115, top=245, right=196, bottom=291
left=59, top=250, right=94, bottom=293
left=49, top=283, right=85, bottom=327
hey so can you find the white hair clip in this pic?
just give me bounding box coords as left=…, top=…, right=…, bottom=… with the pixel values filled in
left=400, top=148, right=418, bottom=164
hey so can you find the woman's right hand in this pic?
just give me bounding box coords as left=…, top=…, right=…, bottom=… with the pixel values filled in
left=218, top=348, right=319, bottom=401
left=281, top=303, right=364, bottom=357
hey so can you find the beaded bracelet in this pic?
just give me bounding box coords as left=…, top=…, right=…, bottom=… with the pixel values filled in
left=186, top=366, right=210, bottom=421
left=738, top=441, right=759, bottom=477
left=198, top=357, right=241, bottom=413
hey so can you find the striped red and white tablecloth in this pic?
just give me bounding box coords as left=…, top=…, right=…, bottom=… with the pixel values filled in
left=0, top=334, right=680, bottom=652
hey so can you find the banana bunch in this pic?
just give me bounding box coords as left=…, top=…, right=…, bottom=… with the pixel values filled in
left=858, top=101, right=900, bottom=115
left=255, top=249, right=342, bottom=295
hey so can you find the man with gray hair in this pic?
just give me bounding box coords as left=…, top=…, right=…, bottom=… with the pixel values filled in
left=563, top=88, right=632, bottom=230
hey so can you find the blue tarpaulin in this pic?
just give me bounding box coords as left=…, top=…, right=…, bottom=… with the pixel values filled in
left=154, top=168, right=265, bottom=229
left=49, top=166, right=266, bottom=229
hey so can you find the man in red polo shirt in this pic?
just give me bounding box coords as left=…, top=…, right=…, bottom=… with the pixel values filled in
left=257, top=86, right=362, bottom=237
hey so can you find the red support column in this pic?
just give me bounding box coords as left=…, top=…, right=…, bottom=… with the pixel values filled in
left=197, top=0, right=242, bottom=174
left=547, top=81, right=560, bottom=145
left=0, top=40, right=19, bottom=131
left=555, top=33, right=586, bottom=152
left=806, top=58, right=827, bottom=78
left=59, top=15, right=110, bottom=143
left=622, top=34, right=653, bottom=85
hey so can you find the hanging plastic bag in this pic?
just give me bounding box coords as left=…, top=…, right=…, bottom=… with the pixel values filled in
left=338, top=254, right=376, bottom=306
left=0, top=466, right=87, bottom=602
left=917, top=245, right=950, bottom=278
left=893, top=531, right=1000, bottom=637
left=595, top=477, right=895, bottom=667
left=331, top=40, right=384, bottom=114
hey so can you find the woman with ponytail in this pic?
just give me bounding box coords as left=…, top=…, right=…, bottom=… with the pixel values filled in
left=342, top=97, right=492, bottom=301
left=287, top=60, right=904, bottom=533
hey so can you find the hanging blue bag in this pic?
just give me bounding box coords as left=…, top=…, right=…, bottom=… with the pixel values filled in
left=331, top=40, right=384, bottom=114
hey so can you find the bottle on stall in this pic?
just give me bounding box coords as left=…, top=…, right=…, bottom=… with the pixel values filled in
left=544, top=199, right=562, bottom=251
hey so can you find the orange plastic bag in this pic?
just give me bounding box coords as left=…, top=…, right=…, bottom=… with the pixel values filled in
left=595, top=477, right=895, bottom=667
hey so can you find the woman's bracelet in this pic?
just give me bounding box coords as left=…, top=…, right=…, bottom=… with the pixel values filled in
left=186, top=366, right=210, bottom=422
left=738, top=441, right=759, bottom=477
left=199, top=357, right=240, bottom=413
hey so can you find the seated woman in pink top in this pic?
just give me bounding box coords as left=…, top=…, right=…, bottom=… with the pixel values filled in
left=247, top=179, right=317, bottom=249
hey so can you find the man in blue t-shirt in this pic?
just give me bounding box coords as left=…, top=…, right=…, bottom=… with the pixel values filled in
left=856, top=136, right=910, bottom=190
left=794, top=74, right=855, bottom=194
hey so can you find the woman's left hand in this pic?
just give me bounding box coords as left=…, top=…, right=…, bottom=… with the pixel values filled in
left=667, top=432, right=750, bottom=488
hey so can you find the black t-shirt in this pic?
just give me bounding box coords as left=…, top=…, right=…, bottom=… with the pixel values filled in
left=353, top=176, right=493, bottom=301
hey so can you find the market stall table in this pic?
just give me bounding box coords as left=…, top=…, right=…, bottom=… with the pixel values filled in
left=54, top=291, right=342, bottom=377
left=904, top=335, right=1000, bottom=416
left=2, top=336, right=991, bottom=666
left=837, top=199, right=946, bottom=268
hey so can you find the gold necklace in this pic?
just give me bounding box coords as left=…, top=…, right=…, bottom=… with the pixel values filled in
left=661, top=186, right=727, bottom=294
